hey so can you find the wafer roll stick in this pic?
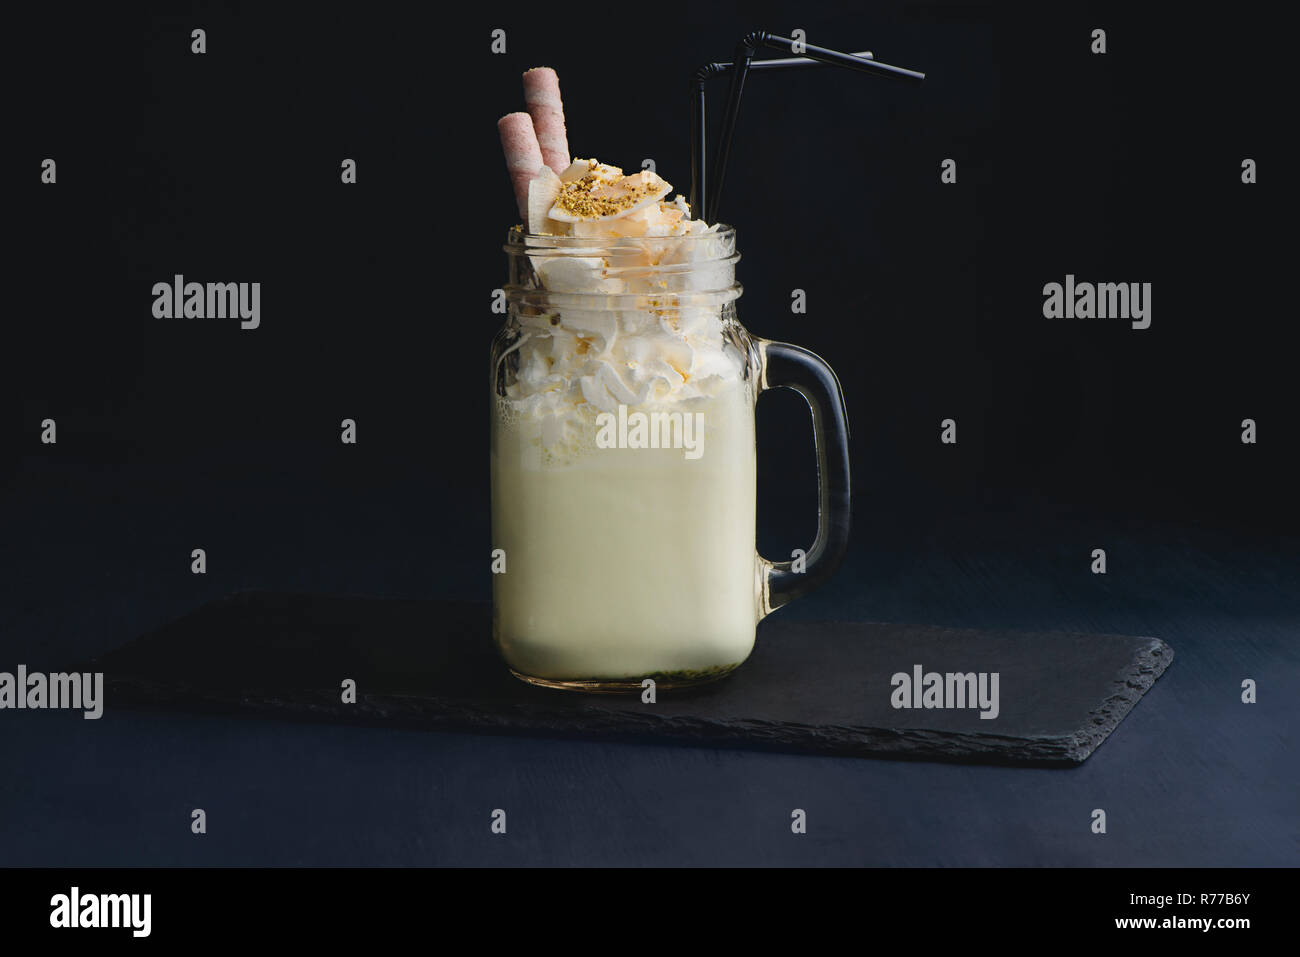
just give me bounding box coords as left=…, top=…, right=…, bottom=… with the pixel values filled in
left=523, top=67, right=570, bottom=174
left=498, top=112, right=544, bottom=219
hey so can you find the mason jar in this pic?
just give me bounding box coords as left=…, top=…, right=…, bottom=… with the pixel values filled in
left=491, top=224, right=849, bottom=691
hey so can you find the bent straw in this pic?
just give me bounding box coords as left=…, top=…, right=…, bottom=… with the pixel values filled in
left=690, top=51, right=874, bottom=218
left=691, top=32, right=924, bottom=223
left=709, top=33, right=924, bottom=222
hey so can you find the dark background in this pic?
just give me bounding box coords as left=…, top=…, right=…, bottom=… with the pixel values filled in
left=2, top=1, right=1295, bottom=867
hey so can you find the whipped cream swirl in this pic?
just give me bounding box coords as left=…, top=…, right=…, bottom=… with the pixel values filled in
left=501, top=159, right=745, bottom=457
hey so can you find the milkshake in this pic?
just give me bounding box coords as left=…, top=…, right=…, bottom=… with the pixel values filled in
left=492, top=68, right=851, bottom=690
left=492, top=155, right=758, bottom=684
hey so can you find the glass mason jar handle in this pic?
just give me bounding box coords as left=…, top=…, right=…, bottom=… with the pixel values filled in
left=755, top=339, right=852, bottom=616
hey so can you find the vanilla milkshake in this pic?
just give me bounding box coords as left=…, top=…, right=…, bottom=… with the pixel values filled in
left=493, top=158, right=760, bottom=685
left=490, top=66, right=854, bottom=690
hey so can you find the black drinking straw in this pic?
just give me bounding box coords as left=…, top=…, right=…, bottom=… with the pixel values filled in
left=690, top=31, right=925, bottom=223
left=690, top=49, right=874, bottom=218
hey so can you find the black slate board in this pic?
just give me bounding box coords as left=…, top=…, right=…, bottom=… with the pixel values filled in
left=87, top=591, right=1173, bottom=766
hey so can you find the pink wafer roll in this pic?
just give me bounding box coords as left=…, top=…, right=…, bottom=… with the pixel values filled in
left=523, top=67, right=570, bottom=174
left=498, top=112, right=543, bottom=219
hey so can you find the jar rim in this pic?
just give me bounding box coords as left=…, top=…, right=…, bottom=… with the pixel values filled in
left=503, top=223, right=741, bottom=307
left=505, top=223, right=736, bottom=250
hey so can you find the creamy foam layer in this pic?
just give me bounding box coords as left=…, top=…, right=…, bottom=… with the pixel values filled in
left=504, top=159, right=741, bottom=460
left=503, top=305, right=743, bottom=459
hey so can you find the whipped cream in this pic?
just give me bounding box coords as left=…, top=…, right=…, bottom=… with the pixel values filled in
left=503, top=159, right=745, bottom=461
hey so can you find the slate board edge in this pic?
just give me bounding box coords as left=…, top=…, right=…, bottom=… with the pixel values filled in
left=1065, top=635, right=1174, bottom=762
left=101, top=673, right=1100, bottom=767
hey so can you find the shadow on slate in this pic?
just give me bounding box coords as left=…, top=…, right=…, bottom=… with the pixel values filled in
left=87, top=591, right=1173, bottom=766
